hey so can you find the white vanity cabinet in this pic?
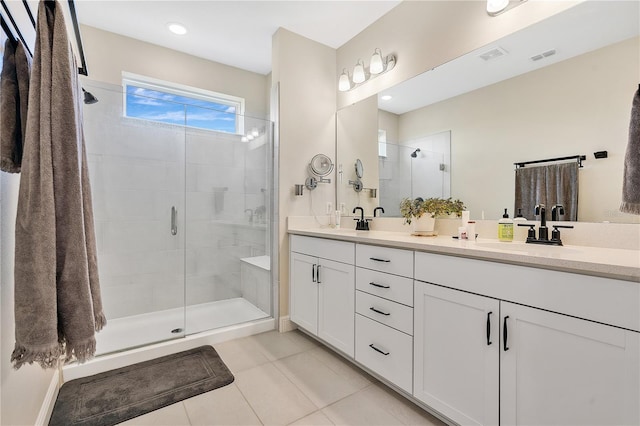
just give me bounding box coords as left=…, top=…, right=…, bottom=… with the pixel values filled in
left=414, top=282, right=499, bottom=426
left=414, top=251, right=640, bottom=426
left=287, top=231, right=639, bottom=426
left=354, top=244, right=414, bottom=393
left=500, top=302, right=639, bottom=426
left=290, top=235, right=355, bottom=356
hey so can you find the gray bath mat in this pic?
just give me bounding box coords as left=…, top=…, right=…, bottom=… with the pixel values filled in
left=49, top=345, right=234, bottom=426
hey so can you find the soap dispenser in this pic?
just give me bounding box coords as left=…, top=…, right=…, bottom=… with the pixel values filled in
left=498, top=208, right=514, bottom=242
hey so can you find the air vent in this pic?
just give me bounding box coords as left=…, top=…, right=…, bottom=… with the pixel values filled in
left=530, top=49, right=557, bottom=62
left=479, top=47, right=508, bottom=61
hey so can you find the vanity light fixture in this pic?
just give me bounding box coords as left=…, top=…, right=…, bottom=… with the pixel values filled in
left=486, top=0, right=509, bottom=15
left=167, top=22, right=187, bottom=35
left=487, top=0, right=527, bottom=17
left=370, top=49, right=384, bottom=74
left=338, top=48, right=396, bottom=92
left=352, top=59, right=367, bottom=84
left=338, top=69, right=352, bottom=92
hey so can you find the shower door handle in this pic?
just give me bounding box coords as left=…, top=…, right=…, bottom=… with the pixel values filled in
left=171, top=206, right=178, bottom=235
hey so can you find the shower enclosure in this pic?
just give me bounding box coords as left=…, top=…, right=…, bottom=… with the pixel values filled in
left=82, top=81, right=275, bottom=355
left=379, top=131, right=451, bottom=216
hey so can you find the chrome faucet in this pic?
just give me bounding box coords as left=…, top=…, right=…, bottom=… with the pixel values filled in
left=352, top=207, right=369, bottom=230
left=517, top=203, right=573, bottom=245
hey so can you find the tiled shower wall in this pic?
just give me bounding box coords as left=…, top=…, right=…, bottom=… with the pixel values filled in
left=84, top=81, right=270, bottom=320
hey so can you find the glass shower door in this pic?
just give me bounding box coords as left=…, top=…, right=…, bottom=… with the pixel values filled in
left=82, top=81, right=187, bottom=355
left=184, top=106, right=272, bottom=335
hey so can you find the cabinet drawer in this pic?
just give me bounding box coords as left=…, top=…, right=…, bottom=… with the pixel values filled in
left=356, top=290, right=413, bottom=335
left=290, top=235, right=354, bottom=264
left=414, top=251, right=640, bottom=332
left=356, top=268, right=413, bottom=306
left=355, top=314, right=413, bottom=393
left=356, top=244, right=413, bottom=277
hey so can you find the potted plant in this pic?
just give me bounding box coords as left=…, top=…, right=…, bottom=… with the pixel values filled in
left=400, top=197, right=465, bottom=234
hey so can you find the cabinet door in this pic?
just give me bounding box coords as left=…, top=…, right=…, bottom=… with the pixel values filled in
left=414, top=281, right=499, bottom=426
left=290, top=252, right=318, bottom=335
left=501, top=302, right=640, bottom=426
left=318, top=258, right=355, bottom=357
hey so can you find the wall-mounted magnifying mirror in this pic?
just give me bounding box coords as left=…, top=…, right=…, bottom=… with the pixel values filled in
left=355, top=159, right=364, bottom=179
left=349, top=158, right=364, bottom=192
left=310, top=154, right=334, bottom=177
left=305, top=153, right=334, bottom=190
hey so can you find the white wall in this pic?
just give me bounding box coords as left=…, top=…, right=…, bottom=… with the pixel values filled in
left=398, top=37, right=640, bottom=223
left=1, top=172, right=55, bottom=425
left=80, top=25, right=269, bottom=119
left=272, top=28, right=336, bottom=317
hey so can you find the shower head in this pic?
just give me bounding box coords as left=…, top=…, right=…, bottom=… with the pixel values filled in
left=82, top=88, right=98, bottom=105
left=411, top=148, right=421, bottom=158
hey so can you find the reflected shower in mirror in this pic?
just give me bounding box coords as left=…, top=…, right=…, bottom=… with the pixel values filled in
left=378, top=132, right=451, bottom=216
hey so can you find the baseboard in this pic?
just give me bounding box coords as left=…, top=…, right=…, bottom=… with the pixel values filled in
left=278, top=315, right=297, bottom=332
left=35, top=370, right=60, bottom=426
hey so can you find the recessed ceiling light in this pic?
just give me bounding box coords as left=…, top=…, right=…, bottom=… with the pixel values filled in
left=381, top=95, right=393, bottom=101
left=167, top=23, right=187, bottom=35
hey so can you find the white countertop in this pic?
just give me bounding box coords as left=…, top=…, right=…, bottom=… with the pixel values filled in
left=288, top=227, right=640, bottom=283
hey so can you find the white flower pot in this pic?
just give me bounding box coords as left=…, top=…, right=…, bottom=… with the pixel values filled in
left=412, top=215, right=436, bottom=235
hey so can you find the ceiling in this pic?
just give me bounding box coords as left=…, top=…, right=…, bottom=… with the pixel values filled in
left=378, top=1, right=640, bottom=115
left=75, top=1, right=401, bottom=75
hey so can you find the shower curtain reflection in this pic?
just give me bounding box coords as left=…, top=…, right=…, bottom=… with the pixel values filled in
left=81, top=80, right=273, bottom=355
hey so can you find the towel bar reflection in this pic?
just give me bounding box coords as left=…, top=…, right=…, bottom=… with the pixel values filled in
left=171, top=206, right=177, bottom=235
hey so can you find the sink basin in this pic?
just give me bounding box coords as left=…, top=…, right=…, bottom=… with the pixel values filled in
left=473, top=241, right=580, bottom=255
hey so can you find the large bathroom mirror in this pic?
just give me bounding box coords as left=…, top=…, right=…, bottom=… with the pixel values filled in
left=336, top=1, right=640, bottom=223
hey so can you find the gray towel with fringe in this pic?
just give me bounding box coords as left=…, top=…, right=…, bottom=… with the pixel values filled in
left=11, top=0, right=105, bottom=370
left=0, top=39, right=31, bottom=173
left=620, top=87, right=640, bottom=214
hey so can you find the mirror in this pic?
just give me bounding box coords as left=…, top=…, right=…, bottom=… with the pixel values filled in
left=355, top=159, right=363, bottom=179
left=305, top=153, right=333, bottom=190
left=309, top=153, right=334, bottom=177
left=336, top=1, right=640, bottom=223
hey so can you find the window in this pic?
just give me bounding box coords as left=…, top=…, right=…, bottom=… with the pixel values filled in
left=122, top=73, right=245, bottom=134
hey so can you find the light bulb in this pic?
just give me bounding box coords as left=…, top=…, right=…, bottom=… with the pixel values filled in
left=338, top=69, right=351, bottom=92
left=247, top=134, right=254, bottom=141
left=353, top=59, right=366, bottom=84
left=381, top=95, right=392, bottom=101
left=370, top=49, right=384, bottom=74
left=487, top=0, right=509, bottom=15
left=251, top=129, right=259, bottom=137
left=241, top=136, right=248, bottom=142
left=167, top=23, right=187, bottom=35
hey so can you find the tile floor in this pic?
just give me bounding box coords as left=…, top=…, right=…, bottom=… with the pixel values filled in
left=117, top=329, right=446, bottom=426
